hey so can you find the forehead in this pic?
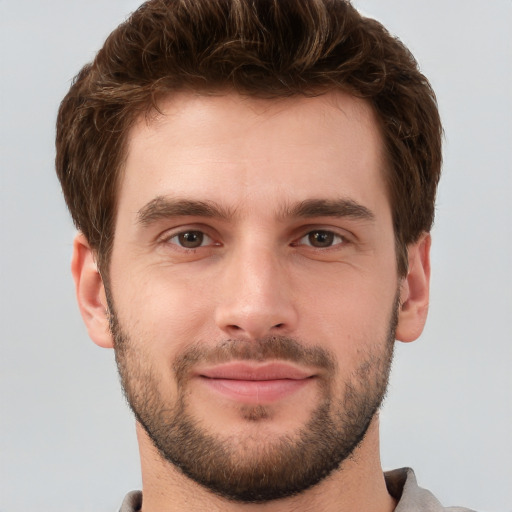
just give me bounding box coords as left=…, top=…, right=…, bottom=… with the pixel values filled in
left=119, top=90, right=388, bottom=217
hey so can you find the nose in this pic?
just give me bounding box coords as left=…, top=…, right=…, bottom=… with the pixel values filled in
left=214, top=245, right=298, bottom=340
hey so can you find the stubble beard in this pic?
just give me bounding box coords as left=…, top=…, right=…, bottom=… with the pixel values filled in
left=108, top=294, right=398, bottom=504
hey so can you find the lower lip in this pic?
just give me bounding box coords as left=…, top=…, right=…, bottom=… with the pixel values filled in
left=199, top=377, right=311, bottom=403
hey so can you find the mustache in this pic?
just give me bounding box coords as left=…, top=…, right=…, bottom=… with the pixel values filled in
left=173, top=336, right=336, bottom=383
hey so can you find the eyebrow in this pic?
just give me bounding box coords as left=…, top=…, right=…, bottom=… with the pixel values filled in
left=137, top=196, right=375, bottom=226
left=280, top=198, right=375, bottom=222
left=137, top=197, right=234, bottom=226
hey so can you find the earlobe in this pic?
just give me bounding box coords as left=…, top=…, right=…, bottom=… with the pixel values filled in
left=395, top=233, right=431, bottom=343
left=71, top=233, right=114, bottom=349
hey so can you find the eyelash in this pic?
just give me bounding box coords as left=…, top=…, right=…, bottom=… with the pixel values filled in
left=163, top=230, right=217, bottom=250
left=293, top=230, right=347, bottom=249
left=161, top=228, right=348, bottom=251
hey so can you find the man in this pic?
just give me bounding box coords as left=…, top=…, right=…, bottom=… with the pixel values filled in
left=55, top=0, right=474, bottom=510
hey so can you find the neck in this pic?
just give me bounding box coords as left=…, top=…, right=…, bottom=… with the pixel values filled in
left=136, top=415, right=396, bottom=512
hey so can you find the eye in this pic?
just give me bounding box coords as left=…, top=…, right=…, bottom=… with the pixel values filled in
left=297, top=230, right=345, bottom=248
left=167, top=230, right=213, bottom=249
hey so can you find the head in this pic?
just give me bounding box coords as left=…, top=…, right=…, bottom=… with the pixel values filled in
left=56, top=0, right=442, bottom=280
left=58, top=0, right=441, bottom=505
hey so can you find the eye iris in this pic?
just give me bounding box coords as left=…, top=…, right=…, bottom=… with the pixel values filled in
left=178, top=231, right=204, bottom=248
left=309, top=231, right=334, bottom=247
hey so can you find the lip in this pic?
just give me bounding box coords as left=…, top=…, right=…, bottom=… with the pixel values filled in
left=195, top=362, right=315, bottom=404
left=198, top=362, right=314, bottom=380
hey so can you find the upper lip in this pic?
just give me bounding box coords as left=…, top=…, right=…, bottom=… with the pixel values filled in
left=197, top=362, right=315, bottom=381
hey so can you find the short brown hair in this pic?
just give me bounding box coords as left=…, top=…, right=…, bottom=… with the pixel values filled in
left=56, top=0, right=442, bottom=277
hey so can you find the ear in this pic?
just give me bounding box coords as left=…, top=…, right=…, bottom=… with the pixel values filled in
left=395, top=232, right=431, bottom=343
left=71, top=233, right=114, bottom=348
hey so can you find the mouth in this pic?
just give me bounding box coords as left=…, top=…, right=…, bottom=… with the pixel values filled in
left=195, top=362, right=316, bottom=404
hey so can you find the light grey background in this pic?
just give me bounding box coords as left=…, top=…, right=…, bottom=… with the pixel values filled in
left=1, top=1, right=511, bottom=511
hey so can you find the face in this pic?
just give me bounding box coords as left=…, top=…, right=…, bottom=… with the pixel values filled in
left=107, top=91, right=401, bottom=502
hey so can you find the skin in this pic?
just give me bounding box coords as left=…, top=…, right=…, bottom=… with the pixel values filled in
left=72, top=90, right=431, bottom=511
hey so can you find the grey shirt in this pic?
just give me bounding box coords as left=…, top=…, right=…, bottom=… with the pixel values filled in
left=119, top=467, right=475, bottom=511
left=385, top=468, right=475, bottom=512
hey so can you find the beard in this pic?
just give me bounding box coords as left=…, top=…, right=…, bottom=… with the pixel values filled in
left=108, top=293, right=398, bottom=504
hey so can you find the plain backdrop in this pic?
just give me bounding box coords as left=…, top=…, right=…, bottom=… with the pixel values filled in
left=1, top=1, right=511, bottom=511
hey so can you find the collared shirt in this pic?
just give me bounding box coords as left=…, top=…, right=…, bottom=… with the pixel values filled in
left=385, top=468, right=475, bottom=512
left=119, top=467, right=476, bottom=511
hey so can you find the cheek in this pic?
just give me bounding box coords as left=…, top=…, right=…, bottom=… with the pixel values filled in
left=111, top=266, right=215, bottom=354
left=295, top=266, right=397, bottom=354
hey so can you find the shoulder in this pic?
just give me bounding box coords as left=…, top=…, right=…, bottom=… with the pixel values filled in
left=385, top=468, right=477, bottom=512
